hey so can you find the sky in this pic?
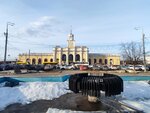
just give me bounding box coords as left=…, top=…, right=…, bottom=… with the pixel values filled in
left=0, top=0, right=150, bottom=60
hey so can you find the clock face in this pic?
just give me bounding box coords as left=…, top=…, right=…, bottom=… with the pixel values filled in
left=70, top=37, right=73, bottom=40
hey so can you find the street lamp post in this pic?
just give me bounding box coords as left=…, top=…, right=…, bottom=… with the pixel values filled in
left=142, top=33, right=146, bottom=72
left=135, top=27, right=146, bottom=72
left=4, top=22, right=14, bottom=64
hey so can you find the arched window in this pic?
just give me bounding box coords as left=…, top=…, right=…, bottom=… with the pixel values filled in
left=105, top=59, right=108, bottom=65
left=94, top=59, right=97, bottom=64
left=38, top=58, right=42, bottom=64
left=26, top=58, right=30, bottom=64
left=62, top=54, right=66, bottom=61
left=44, top=58, right=48, bottom=62
left=69, top=54, right=73, bottom=63
left=110, top=59, right=113, bottom=65
left=83, top=59, right=85, bottom=62
left=32, top=58, right=36, bottom=65
left=26, top=58, right=29, bottom=62
left=56, top=58, right=59, bottom=62
left=99, top=59, right=102, bottom=64
left=50, top=58, right=53, bottom=62
left=89, top=59, right=91, bottom=65
left=75, top=54, right=80, bottom=61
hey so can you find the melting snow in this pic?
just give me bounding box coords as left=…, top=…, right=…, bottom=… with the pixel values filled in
left=121, top=81, right=150, bottom=113
left=0, top=80, right=150, bottom=112
left=0, top=81, right=71, bottom=110
left=46, top=108, right=106, bottom=113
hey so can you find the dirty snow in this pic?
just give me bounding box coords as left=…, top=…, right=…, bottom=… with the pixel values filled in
left=121, top=81, right=150, bottom=113
left=0, top=80, right=150, bottom=113
left=0, top=81, right=71, bottom=110
left=46, top=108, right=106, bottom=113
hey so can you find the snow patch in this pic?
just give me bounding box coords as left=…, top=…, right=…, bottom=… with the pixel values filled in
left=46, top=108, right=106, bottom=113
left=0, top=81, right=71, bottom=110
left=0, top=80, right=150, bottom=112
left=122, top=81, right=150, bottom=100
left=121, top=81, right=150, bottom=112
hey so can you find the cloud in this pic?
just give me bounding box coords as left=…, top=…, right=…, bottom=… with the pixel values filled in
left=0, top=16, right=66, bottom=60
left=17, top=16, right=62, bottom=38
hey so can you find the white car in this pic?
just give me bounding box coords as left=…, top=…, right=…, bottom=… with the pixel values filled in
left=135, top=65, right=148, bottom=71
left=127, top=65, right=134, bottom=70
left=66, top=65, right=76, bottom=70
left=59, top=65, right=76, bottom=70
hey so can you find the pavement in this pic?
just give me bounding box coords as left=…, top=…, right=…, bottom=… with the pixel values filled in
left=0, top=93, right=113, bottom=113
left=0, top=70, right=150, bottom=77
left=0, top=93, right=143, bottom=113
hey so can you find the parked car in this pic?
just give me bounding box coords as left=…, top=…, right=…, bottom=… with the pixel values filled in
left=135, top=65, right=148, bottom=71
left=59, top=65, right=76, bottom=70
left=44, top=64, right=55, bottom=71
left=109, top=65, right=119, bottom=70
left=35, top=65, right=44, bottom=71
left=92, top=66, right=100, bottom=70
left=25, top=65, right=36, bottom=70
left=102, top=65, right=109, bottom=70
left=119, top=66, right=128, bottom=70
left=0, top=64, right=14, bottom=71
left=127, top=65, right=134, bottom=70
left=146, top=65, right=150, bottom=71
left=59, top=65, right=67, bottom=70
left=0, top=64, right=5, bottom=71
left=87, top=65, right=93, bottom=70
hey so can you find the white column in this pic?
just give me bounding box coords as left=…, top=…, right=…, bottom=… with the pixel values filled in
left=66, top=48, right=69, bottom=65
left=53, top=48, right=56, bottom=62
left=73, top=48, right=76, bottom=63
left=86, top=48, right=89, bottom=62
left=80, top=53, right=83, bottom=62
left=59, top=48, right=62, bottom=65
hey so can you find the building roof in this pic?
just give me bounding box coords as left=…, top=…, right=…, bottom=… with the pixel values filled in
left=19, top=53, right=53, bottom=56
left=89, top=53, right=120, bottom=57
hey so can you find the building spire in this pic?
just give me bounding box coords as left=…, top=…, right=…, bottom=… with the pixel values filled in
left=68, top=25, right=74, bottom=40
left=70, top=25, right=72, bottom=34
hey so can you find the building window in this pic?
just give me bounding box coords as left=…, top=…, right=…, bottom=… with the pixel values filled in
left=56, top=58, right=59, bottom=62
left=110, top=59, right=113, bottom=65
left=32, top=58, right=36, bottom=65
left=94, top=59, right=97, bottom=64
left=38, top=58, right=42, bottom=64
left=83, top=59, right=85, bottom=62
left=62, top=54, right=66, bottom=61
left=89, top=59, right=91, bottom=65
left=50, top=58, right=53, bottom=62
left=26, top=58, right=30, bottom=64
left=99, top=59, right=102, bottom=64
left=75, top=54, right=80, bottom=61
left=105, top=59, right=108, bottom=65
left=44, top=58, right=48, bottom=62
left=69, top=54, right=73, bottom=64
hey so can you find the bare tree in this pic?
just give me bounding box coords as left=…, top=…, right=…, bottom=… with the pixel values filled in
left=121, top=42, right=142, bottom=65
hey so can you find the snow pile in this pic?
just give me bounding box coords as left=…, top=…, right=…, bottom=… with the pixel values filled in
left=0, top=80, right=150, bottom=112
left=0, top=81, right=71, bottom=110
left=0, top=82, right=5, bottom=87
left=122, top=81, right=150, bottom=100
left=122, top=81, right=150, bottom=112
left=46, top=108, right=106, bottom=113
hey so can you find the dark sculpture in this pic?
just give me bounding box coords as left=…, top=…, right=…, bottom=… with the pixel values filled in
left=69, top=73, right=123, bottom=97
left=5, top=81, right=19, bottom=87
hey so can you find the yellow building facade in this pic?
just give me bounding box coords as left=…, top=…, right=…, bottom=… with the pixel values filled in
left=18, top=32, right=120, bottom=66
left=88, top=53, right=120, bottom=65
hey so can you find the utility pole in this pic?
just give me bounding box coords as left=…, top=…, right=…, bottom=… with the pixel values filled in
left=142, top=33, right=146, bottom=72
left=135, top=27, right=147, bottom=72
left=29, top=49, right=31, bottom=64
left=4, top=25, right=8, bottom=64
left=4, top=22, right=14, bottom=64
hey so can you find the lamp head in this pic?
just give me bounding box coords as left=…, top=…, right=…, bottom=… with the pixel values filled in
left=7, top=22, right=15, bottom=26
